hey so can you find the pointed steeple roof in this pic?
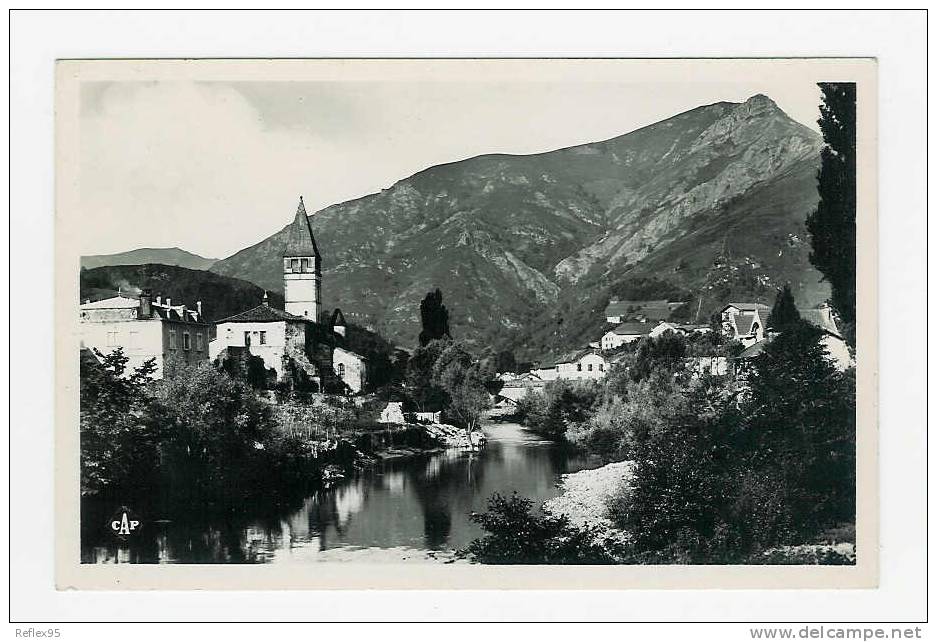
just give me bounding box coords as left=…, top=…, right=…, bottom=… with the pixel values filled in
left=282, top=196, right=321, bottom=258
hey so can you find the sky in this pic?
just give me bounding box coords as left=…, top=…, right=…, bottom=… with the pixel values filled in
left=79, top=79, right=823, bottom=259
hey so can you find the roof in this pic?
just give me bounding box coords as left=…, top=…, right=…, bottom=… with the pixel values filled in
left=736, top=338, right=769, bottom=360
left=734, top=311, right=761, bottom=336
left=283, top=197, right=321, bottom=258
left=80, top=294, right=206, bottom=324
left=216, top=303, right=309, bottom=324
left=546, top=348, right=606, bottom=367
left=331, top=308, right=346, bottom=327
left=609, top=322, right=652, bottom=336
left=723, top=302, right=770, bottom=313
left=334, top=346, right=367, bottom=361
left=80, top=295, right=140, bottom=309
left=798, top=307, right=842, bottom=337
left=79, top=347, right=103, bottom=370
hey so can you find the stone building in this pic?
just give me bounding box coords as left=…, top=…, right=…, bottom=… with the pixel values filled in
left=80, top=290, right=211, bottom=378
left=210, top=292, right=330, bottom=386
left=209, top=197, right=367, bottom=393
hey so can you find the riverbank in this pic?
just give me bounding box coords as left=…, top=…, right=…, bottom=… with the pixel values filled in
left=543, top=461, right=633, bottom=556
left=344, top=421, right=487, bottom=465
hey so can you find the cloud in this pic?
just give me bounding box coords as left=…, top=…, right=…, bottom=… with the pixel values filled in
left=78, top=79, right=822, bottom=259
left=80, top=82, right=355, bottom=257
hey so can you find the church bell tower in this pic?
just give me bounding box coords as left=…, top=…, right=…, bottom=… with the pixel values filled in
left=282, top=196, right=322, bottom=322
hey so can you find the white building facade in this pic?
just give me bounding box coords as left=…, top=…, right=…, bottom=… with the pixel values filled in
left=601, top=322, right=650, bottom=350
left=80, top=291, right=210, bottom=378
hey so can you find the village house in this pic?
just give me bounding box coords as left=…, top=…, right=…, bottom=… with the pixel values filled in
left=531, top=364, right=558, bottom=381
left=210, top=292, right=330, bottom=385
left=601, top=322, right=651, bottom=350
left=798, top=304, right=853, bottom=371
left=719, top=302, right=770, bottom=347
left=80, top=290, right=211, bottom=379
left=209, top=197, right=366, bottom=393
left=495, top=371, right=546, bottom=404
left=548, top=349, right=609, bottom=381
left=732, top=304, right=853, bottom=375
left=649, top=321, right=713, bottom=338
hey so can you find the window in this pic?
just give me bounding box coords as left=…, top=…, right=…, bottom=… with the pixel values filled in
left=283, top=258, right=291, bottom=272
left=300, top=258, right=310, bottom=272
left=290, top=258, right=300, bottom=272
left=244, top=331, right=251, bottom=347
left=168, top=330, right=176, bottom=350
left=129, top=331, right=139, bottom=349
left=587, top=363, right=593, bottom=372
left=599, top=364, right=604, bottom=372
left=259, top=331, right=266, bottom=345
left=577, top=363, right=582, bottom=371
left=196, top=333, right=203, bottom=351
left=183, top=332, right=191, bottom=351
left=337, top=363, right=345, bottom=377
left=106, top=331, right=119, bottom=347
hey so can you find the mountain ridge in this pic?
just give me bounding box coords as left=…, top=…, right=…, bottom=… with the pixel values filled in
left=202, top=94, right=828, bottom=357
left=81, top=247, right=217, bottom=271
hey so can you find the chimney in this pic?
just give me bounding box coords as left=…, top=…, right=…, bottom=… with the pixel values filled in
left=156, top=295, right=162, bottom=306
left=262, top=291, right=269, bottom=305
left=166, top=298, right=171, bottom=308
left=196, top=301, right=202, bottom=316
left=138, top=288, right=153, bottom=319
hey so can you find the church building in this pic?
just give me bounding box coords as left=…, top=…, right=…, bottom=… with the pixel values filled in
left=209, top=197, right=367, bottom=393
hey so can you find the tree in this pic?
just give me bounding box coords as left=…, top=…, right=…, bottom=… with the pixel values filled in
left=632, top=332, right=687, bottom=381
left=418, top=288, right=451, bottom=346
left=743, top=320, right=856, bottom=540
left=609, top=378, right=742, bottom=562
left=405, top=340, right=450, bottom=412
left=806, top=83, right=856, bottom=342
left=80, top=348, right=158, bottom=497
left=432, top=341, right=491, bottom=441
left=767, top=284, right=802, bottom=332
left=150, top=362, right=280, bottom=501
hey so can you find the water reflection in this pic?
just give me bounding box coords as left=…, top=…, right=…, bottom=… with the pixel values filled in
left=81, top=423, right=596, bottom=564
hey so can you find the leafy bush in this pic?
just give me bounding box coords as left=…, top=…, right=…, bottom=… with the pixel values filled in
left=516, top=379, right=601, bottom=440
left=461, top=493, right=620, bottom=564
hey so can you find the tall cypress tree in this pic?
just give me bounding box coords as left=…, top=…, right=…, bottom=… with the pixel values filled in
left=806, top=83, right=856, bottom=340
left=767, top=284, right=801, bottom=332
left=418, top=288, right=452, bottom=346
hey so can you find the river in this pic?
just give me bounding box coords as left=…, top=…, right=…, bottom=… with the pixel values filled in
left=81, top=421, right=599, bottom=564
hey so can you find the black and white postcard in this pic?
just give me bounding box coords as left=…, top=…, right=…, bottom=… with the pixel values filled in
left=53, top=58, right=877, bottom=590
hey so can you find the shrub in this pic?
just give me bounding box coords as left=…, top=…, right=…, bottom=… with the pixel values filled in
left=461, top=493, right=620, bottom=564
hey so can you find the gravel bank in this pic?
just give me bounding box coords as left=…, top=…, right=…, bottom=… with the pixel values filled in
left=543, top=461, right=633, bottom=553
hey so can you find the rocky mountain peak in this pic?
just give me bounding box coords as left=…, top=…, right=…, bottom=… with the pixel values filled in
left=211, top=94, right=827, bottom=353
